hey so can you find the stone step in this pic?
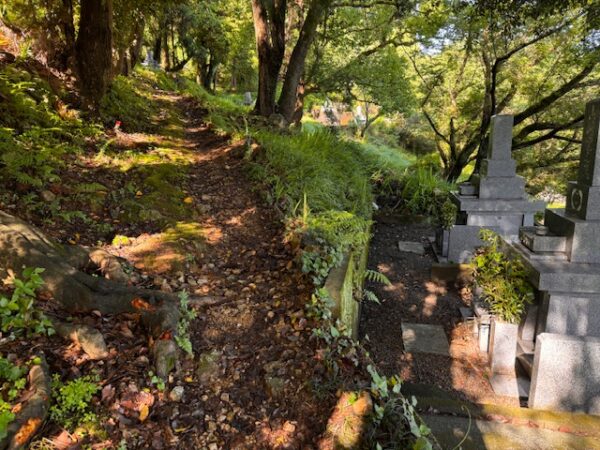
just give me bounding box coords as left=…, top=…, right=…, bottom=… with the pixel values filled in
left=519, top=227, right=567, bottom=253
left=517, top=352, right=534, bottom=378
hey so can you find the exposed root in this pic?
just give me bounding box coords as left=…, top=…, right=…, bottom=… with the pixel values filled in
left=0, top=210, right=180, bottom=375
left=0, top=355, right=51, bottom=450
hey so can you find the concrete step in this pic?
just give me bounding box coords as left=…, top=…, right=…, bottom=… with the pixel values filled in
left=512, top=242, right=568, bottom=261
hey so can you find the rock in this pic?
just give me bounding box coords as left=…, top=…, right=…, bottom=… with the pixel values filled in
left=153, top=339, right=178, bottom=378
left=397, top=241, right=426, bottom=255
left=169, top=386, right=184, bottom=402
left=40, top=190, right=56, bottom=202
left=268, top=113, right=287, bottom=129
left=264, top=376, right=285, bottom=399
left=54, top=322, right=108, bottom=360
left=196, top=350, right=221, bottom=382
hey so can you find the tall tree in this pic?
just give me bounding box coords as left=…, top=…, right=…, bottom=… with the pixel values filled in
left=75, top=0, right=114, bottom=110
left=251, top=0, right=287, bottom=116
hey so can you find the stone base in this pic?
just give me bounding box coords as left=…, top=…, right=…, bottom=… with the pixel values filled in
left=529, top=333, right=600, bottom=415
left=481, top=159, right=517, bottom=177
left=519, top=227, right=567, bottom=253
left=545, top=208, right=600, bottom=264
left=539, top=292, right=600, bottom=338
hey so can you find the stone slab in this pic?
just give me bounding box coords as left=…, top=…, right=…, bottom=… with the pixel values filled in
left=545, top=208, right=600, bottom=264
left=541, top=292, right=600, bottom=338
left=446, top=225, right=488, bottom=263
left=478, top=176, right=526, bottom=200
left=398, top=241, right=425, bottom=255
left=519, top=227, right=567, bottom=253
left=509, top=242, right=600, bottom=293
left=481, top=158, right=517, bottom=178
left=577, top=98, right=600, bottom=187
left=466, top=213, right=524, bottom=239
left=402, top=323, right=450, bottom=356
left=454, top=194, right=545, bottom=213
left=488, top=115, right=514, bottom=161
left=529, top=333, right=600, bottom=414
left=490, top=373, right=531, bottom=398
left=490, top=320, right=519, bottom=374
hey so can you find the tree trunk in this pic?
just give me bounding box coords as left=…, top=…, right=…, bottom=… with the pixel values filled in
left=251, top=0, right=286, bottom=116
left=58, top=0, right=76, bottom=71
left=129, top=18, right=145, bottom=71
left=153, top=35, right=162, bottom=64
left=75, top=0, right=114, bottom=111
left=278, top=0, right=331, bottom=123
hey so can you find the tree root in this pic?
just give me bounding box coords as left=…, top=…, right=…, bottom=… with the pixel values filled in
left=0, top=210, right=180, bottom=376
left=0, top=355, right=51, bottom=450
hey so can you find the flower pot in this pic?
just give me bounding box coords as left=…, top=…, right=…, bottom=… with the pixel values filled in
left=489, top=320, right=519, bottom=374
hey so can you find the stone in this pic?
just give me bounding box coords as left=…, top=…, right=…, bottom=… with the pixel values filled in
left=490, top=373, right=530, bottom=398
left=153, top=340, right=178, bottom=378
left=243, top=91, right=253, bottom=106
left=576, top=98, right=600, bottom=188
left=488, top=115, right=514, bottom=160
left=481, top=158, right=517, bottom=178
left=40, top=190, right=56, bottom=202
left=401, top=323, right=450, bottom=356
left=264, top=375, right=285, bottom=398
left=544, top=209, right=600, bottom=264
left=489, top=321, right=519, bottom=375
left=169, top=386, right=184, bottom=402
left=397, top=241, right=425, bottom=255
left=54, top=322, right=109, bottom=360
left=541, top=292, right=600, bottom=338
left=477, top=176, right=526, bottom=200
left=445, top=225, right=489, bottom=263
left=529, top=333, right=600, bottom=414
left=196, top=350, right=221, bottom=382
left=519, top=228, right=567, bottom=253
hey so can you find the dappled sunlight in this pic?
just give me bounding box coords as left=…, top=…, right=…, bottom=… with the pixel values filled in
left=225, top=207, right=258, bottom=227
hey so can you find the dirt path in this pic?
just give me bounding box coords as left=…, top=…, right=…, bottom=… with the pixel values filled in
left=359, top=212, right=519, bottom=407
left=145, top=100, right=331, bottom=448
left=3, top=92, right=334, bottom=449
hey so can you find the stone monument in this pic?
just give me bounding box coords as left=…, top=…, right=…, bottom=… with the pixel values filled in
left=435, top=115, right=545, bottom=262
left=510, top=98, right=600, bottom=414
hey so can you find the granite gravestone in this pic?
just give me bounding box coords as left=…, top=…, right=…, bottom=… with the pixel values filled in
left=510, top=98, right=600, bottom=414
left=434, top=115, right=545, bottom=263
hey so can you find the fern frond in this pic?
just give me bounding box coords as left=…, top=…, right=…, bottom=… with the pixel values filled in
left=364, top=289, right=381, bottom=304
left=364, top=269, right=391, bottom=286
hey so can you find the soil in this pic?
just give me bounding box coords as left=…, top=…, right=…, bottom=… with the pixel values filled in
left=2, top=95, right=334, bottom=449
left=359, top=212, right=520, bottom=407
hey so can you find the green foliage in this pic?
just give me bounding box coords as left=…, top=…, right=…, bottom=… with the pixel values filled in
left=50, top=375, right=100, bottom=431
left=401, top=166, right=453, bottom=216
left=100, top=75, right=160, bottom=132
left=439, top=198, right=458, bottom=229
left=0, top=356, right=28, bottom=440
left=175, top=291, right=197, bottom=356
left=0, top=267, right=54, bottom=337
left=252, top=130, right=373, bottom=217
left=366, top=365, right=433, bottom=450
left=147, top=371, right=166, bottom=391
left=0, top=66, right=100, bottom=188
left=473, top=230, right=534, bottom=323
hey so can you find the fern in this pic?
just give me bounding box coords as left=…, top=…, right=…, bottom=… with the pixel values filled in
left=364, top=269, right=391, bottom=286
left=363, top=289, right=381, bottom=304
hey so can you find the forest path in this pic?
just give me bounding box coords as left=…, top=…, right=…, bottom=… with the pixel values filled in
left=118, top=96, right=331, bottom=448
